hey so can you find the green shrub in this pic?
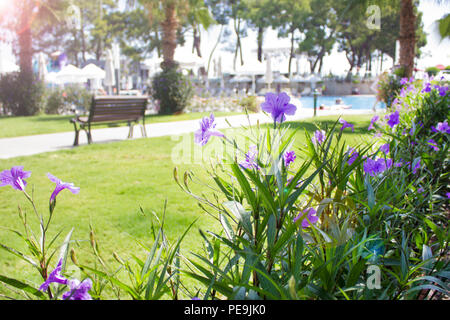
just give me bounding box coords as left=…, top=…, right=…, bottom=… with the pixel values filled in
left=151, top=64, right=193, bottom=115
left=44, top=85, right=93, bottom=115
left=0, top=72, right=45, bottom=116
left=45, top=87, right=65, bottom=114
left=238, top=95, right=259, bottom=113
left=62, top=85, right=93, bottom=112
left=425, top=66, right=440, bottom=77
left=376, top=71, right=403, bottom=108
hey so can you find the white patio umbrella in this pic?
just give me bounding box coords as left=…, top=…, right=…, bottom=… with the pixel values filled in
left=104, top=49, right=115, bottom=94
left=273, top=74, right=290, bottom=83
left=46, top=72, right=60, bottom=84
left=306, top=73, right=322, bottom=90
left=230, top=75, right=252, bottom=83
left=81, top=63, right=105, bottom=79
left=38, top=52, right=48, bottom=81
left=291, top=74, right=308, bottom=83
left=56, top=64, right=86, bottom=83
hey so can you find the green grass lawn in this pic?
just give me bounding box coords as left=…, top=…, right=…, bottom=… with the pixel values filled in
left=0, top=112, right=242, bottom=139
left=0, top=114, right=374, bottom=299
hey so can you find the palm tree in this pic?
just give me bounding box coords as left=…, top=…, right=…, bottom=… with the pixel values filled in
left=399, top=0, right=416, bottom=77
left=140, top=0, right=213, bottom=70
left=9, top=1, right=65, bottom=75
left=350, top=0, right=447, bottom=78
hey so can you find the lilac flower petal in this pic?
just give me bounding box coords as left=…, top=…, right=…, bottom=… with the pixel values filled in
left=62, top=278, right=92, bottom=300
left=379, top=143, right=390, bottom=154
left=386, top=111, right=400, bottom=128
left=301, top=208, right=319, bottom=229
left=0, top=166, right=31, bottom=191
left=284, top=151, right=296, bottom=167
left=339, top=119, right=354, bottom=132
left=39, top=259, right=68, bottom=292
left=312, top=130, right=326, bottom=145
left=47, top=173, right=80, bottom=203
left=261, top=92, right=297, bottom=123
left=239, top=145, right=259, bottom=170
left=194, top=113, right=224, bottom=146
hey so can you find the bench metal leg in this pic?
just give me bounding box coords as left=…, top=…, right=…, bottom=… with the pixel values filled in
left=127, top=122, right=134, bottom=139
left=86, top=130, right=93, bottom=144
left=72, top=124, right=80, bottom=146
left=140, top=124, right=147, bottom=137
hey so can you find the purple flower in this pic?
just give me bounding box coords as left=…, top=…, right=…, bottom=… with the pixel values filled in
left=0, top=166, right=31, bottom=191
left=432, top=120, right=450, bottom=134
left=47, top=173, right=80, bottom=203
left=438, top=85, right=448, bottom=97
left=192, top=297, right=201, bottom=300
left=417, top=187, right=425, bottom=194
left=427, top=139, right=439, bottom=151
left=39, top=259, right=68, bottom=292
left=261, top=92, right=297, bottom=123
left=400, top=77, right=409, bottom=85
left=312, top=130, right=326, bottom=145
left=240, top=145, right=259, bottom=170
left=411, top=159, right=421, bottom=174
left=347, top=147, right=359, bottom=166
left=394, top=160, right=404, bottom=168
left=422, top=82, right=432, bottom=93
left=399, top=87, right=407, bottom=97
left=368, top=115, right=379, bottom=131
left=62, top=278, right=93, bottom=300
left=339, top=118, right=354, bottom=132
left=379, top=143, right=390, bottom=154
left=284, top=150, right=296, bottom=167
left=446, top=192, right=450, bottom=199
left=363, top=158, right=392, bottom=177
left=385, top=111, right=400, bottom=128
left=194, top=113, right=225, bottom=146
left=294, top=207, right=319, bottom=229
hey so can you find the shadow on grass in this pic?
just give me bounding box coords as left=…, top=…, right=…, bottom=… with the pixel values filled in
left=260, top=117, right=372, bottom=136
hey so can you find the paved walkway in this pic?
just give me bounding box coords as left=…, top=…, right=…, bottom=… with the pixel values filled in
left=0, top=108, right=374, bottom=159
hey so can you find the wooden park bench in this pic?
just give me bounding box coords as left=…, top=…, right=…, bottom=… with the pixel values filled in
left=70, top=96, right=148, bottom=146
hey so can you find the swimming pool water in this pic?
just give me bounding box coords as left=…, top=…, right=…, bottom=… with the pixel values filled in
left=294, top=95, right=386, bottom=110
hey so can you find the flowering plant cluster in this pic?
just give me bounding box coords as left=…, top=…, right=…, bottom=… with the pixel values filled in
left=0, top=84, right=448, bottom=300
left=0, top=169, right=91, bottom=300
left=174, top=88, right=449, bottom=300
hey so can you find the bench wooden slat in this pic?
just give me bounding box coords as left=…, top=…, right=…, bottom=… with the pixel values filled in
left=71, top=96, right=149, bottom=146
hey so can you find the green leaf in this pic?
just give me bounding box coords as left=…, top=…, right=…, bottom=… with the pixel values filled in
left=80, top=265, right=141, bottom=300
left=0, top=243, right=40, bottom=271
left=58, top=228, right=74, bottom=273
left=292, top=233, right=304, bottom=280
left=0, top=275, right=46, bottom=299
left=223, top=201, right=252, bottom=237
left=219, top=214, right=234, bottom=241
left=345, top=259, right=366, bottom=287
left=364, top=176, right=375, bottom=210
left=230, top=163, right=257, bottom=213
left=267, top=215, right=276, bottom=248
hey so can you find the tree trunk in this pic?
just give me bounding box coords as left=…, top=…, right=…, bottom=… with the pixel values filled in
left=80, top=10, right=87, bottom=65
left=161, top=2, right=178, bottom=70
left=257, top=26, right=264, bottom=62
left=399, top=0, right=416, bottom=78
left=288, top=29, right=295, bottom=75
left=193, top=26, right=202, bottom=57
left=233, top=17, right=243, bottom=70
left=18, top=0, right=33, bottom=76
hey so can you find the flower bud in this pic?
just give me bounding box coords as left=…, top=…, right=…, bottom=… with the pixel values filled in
left=113, top=252, right=124, bottom=265
left=70, top=248, right=78, bottom=265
